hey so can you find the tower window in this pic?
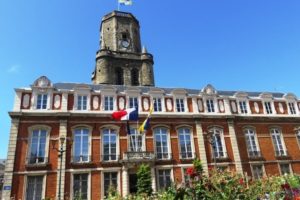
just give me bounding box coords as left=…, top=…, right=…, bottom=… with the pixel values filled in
left=122, top=33, right=128, bottom=40
left=115, top=68, right=124, bottom=85
left=131, top=68, right=139, bottom=86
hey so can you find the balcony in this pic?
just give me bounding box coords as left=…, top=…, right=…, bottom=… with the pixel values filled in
left=122, top=151, right=155, bottom=163
left=25, top=156, right=48, bottom=167
left=275, top=150, right=290, bottom=160
left=248, top=151, right=264, bottom=160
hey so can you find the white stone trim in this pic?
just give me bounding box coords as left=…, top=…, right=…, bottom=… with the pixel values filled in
left=195, top=121, right=208, bottom=174
left=70, top=172, right=91, bottom=200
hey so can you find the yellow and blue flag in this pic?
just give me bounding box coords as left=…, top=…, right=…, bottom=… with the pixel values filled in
left=138, top=104, right=153, bottom=133
left=119, top=0, right=133, bottom=6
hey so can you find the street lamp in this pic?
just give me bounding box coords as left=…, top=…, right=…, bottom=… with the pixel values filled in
left=204, top=131, right=217, bottom=169
left=51, top=136, right=67, bottom=200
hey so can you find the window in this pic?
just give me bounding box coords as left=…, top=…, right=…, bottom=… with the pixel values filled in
left=115, top=68, right=124, bottom=85
left=129, top=128, right=143, bottom=152
left=153, top=97, right=162, bottom=112
left=73, top=174, right=88, bottom=200
left=154, top=127, right=170, bottom=159
left=26, top=176, right=44, bottom=200
left=73, top=128, right=90, bottom=163
left=182, top=168, right=191, bottom=184
left=206, top=99, right=215, bottom=113
left=77, top=95, right=87, bottom=110
left=158, top=169, right=172, bottom=190
left=103, top=172, right=118, bottom=197
left=239, top=101, right=248, bottom=114
left=104, top=96, right=114, bottom=111
left=131, top=68, right=139, bottom=86
left=252, top=165, right=264, bottom=179
left=102, top=129, right=117, bottom=161
left=271, top=128, right=286, bottom=156
left=36, top=94, right=47, bottom=109
left=264, top=102, right=273, bottom=114
left=129, top=97, right=138, bottom=109
left=176, top=98, right=185, bottom=112
left=178, top=127, right=193, bottom=159
left=210, top=128, right=226, bottom=158
left=296, top=129, right=300, bottom=146
left=288, top=102, right=296, bottom=115
left=244, top=128, right=260, bottom=157
left=28, top=129, right=47, bottom=164
left=280, top=163, right=291, bottom=175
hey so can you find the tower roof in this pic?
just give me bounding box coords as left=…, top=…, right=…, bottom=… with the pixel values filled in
left=102, top=10, right=140, bottom=26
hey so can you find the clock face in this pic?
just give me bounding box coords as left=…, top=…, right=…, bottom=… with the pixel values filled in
left=121, top=40, right=130, bottom=48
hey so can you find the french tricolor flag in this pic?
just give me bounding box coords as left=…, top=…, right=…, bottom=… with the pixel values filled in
left=111, top=107, right=138, bottom=121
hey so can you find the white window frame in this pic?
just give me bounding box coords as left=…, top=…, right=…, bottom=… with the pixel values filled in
left=128, top=127, right=145, bottom=152
left=101, top=169, right=120, bottom=199
left=270, top=128, right=287, bottom=156
left=181, top=166, right=193, bottom=184
left=296, top=129, right=300, bottom=148
left=26, top=125, right=51, bottom=165
left=238, top=100, right=248, bottom=114
left=24, top=174, right=46, bottom=200
left=209, top=127, right=227, bottom=158
left=76, top=95, right=88, bottom=110
left=177, top=126, right=195, bottom=159
left=279, top=163, right=292, bottom=175
left=156, top=167, right=173, bottom=190
left=153, top=126, right=171, bottom=160
left=101, top=126, right=120, bottom=162
left=288, top=102, right=297, bottom=115
left=251, top=164, right=265, bottom=179
left=103, top=96, right=115, bottom=111
left=244, top=128, right=260, bottom=157
left=206, top=98, right=215, bottom=113
left=71, top=172, right=91, bottom=200
left=72, top=126, right=92, bottom=163
left=128, top=96, right=139, bottom=109
left=264, top=101, right=273, bottom=114
left=175, top=98, right=185, bottom=112
left=36, top=93, right=49, bottom=110
left=153, top=97, right=163, bottom=112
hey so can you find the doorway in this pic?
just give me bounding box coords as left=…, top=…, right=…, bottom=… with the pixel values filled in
left=129, top=173, right=138, bottom=193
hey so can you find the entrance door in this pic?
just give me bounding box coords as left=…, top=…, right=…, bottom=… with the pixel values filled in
left=129, top=173, right=138, bottom=193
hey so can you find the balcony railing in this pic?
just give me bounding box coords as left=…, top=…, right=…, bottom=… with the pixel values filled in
left=180, top=152, right=196, bottom=160
left=71, top=155, right=92, bottom=164
left=26, top=156, right=48, bottom=166
left=155, top=153, right=173, bottom=160
left=123, top=151, right=155, bottom=162
left=101, top=154, right=120, bottom=162
left=212, top=152, right=229, bottom=161
left=248, top=151, right=263, bottom=158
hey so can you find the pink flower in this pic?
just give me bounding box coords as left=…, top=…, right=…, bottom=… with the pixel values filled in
left=186, top=167, right=195, bottom=176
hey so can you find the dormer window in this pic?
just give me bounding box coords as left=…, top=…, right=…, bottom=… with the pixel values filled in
left=129, top=97, right=138, bottom=109
left=239, top=101, right=248, bottom=114
left=36, top=94, right=48, bottom=110
left=288, top=102, right=296, bottom=115
left=153, top=97, right=162, bottom=112
left=206, top=99, right=215, bottom=113
left=77, top=95, right=87, bottom=110
left=264, top=102, right=273, bottom=114
left=176, top=98, right=185, bottom=112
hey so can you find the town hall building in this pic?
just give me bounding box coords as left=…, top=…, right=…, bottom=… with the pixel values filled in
left=2, top=10, right=300, bottom=200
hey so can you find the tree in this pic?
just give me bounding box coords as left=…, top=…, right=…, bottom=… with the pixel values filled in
left=137, top=163, right=153, bottom=195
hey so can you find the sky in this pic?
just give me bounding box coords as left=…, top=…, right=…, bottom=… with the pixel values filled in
left=0, top=0, right=300, bottom=158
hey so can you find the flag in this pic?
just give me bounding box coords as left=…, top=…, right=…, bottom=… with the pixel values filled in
left=112, top=107, right=138, bottom=121
left=119, top=0, right=132, bottom=6
left=138, top=104, right=153, bottom=133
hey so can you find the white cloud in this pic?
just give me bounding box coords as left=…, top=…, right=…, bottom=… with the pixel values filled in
left=7, top=65, right=20, bottom=73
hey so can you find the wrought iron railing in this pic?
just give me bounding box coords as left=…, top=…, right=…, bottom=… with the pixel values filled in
left=123, top=151, right=155, bottom=161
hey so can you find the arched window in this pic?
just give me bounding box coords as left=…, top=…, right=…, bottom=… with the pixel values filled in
left=73, top=128, right=90, bottom=162
left=178, top=127, right=194, bottom=159
left=28, top=129, right=48, bottom=164
left=131, top=68, right=139, bottom=86
left=115, top=67, right=124, bottom=85
left=102, top=128, right=117, bottom=161
left=270, top=128, right=286, bottom=156
left=128, top=128, right=144, bottom=152
left=244, top=128, right=260, bottom=157
left=154, top=127, right=170, bottom=159
left=209, top=127, right=226, bottom=158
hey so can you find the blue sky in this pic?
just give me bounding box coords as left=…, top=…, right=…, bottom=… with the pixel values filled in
left=0, top=0, right=300, bottom=158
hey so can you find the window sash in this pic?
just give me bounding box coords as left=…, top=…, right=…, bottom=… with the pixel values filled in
left=288, top=103, right=296, bottom=114
left=264, top=102, right=273, bottom=114
left=158, top=169, right=171, bottom=189
left=73, top=174, right=88, bottom=200
left=29, top=130, right=47, bottom=164
left=129, top=97, right=138, bottom=108
left=176, top=99, right=185, bottom=112
left=280, top=164, right=291, bottom=175
left=154, top=128, right=169, bottom=159
left=103, top=129, right=117, bottom=161
left=77, top=95, right=87, bottom=110
left=36, top=94, right=47, bottom=109
left=153, top=98, right=162, bottom=112
left=73, top=128, right=90, bottom=162
left=129, top=130, right=143, bottom=152
left=104, top=172, right=118, bottom=196
left=206, top=99, right=215, bottom=113
left=26, top=176, right=44, bottom=200
left=179, top=128, right=193, bottom=158
left=104, top=96, right=114, bottom=111
left=252, top=165, right=263, bottom=179
left=245, top=129, right=258, bottom=154
left=239, top=101, right=248, bottom=114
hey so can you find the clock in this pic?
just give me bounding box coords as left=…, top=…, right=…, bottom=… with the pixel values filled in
left=121, top=39, right=130, bottom=48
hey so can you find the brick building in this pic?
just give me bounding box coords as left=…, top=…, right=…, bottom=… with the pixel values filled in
left=2, top=10, right=300, bottom=200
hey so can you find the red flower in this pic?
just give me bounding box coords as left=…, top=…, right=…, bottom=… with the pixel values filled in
left=239, top=178, right=244, bottom=185
left=186, top=167, right=195, bottom=176
left=281, top=183, right=291, bottom=190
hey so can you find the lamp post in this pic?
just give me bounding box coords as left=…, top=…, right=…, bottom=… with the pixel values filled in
left=204, top=131, right=217, bottom=169
left=52, top=136, right=66, bottom=200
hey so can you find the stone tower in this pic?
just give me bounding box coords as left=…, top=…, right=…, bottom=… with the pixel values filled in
left=91, top=11, right=155, bottom=86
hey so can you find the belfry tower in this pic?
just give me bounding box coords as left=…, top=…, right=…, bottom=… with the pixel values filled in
left=91, top=11, right=155, bottom=86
